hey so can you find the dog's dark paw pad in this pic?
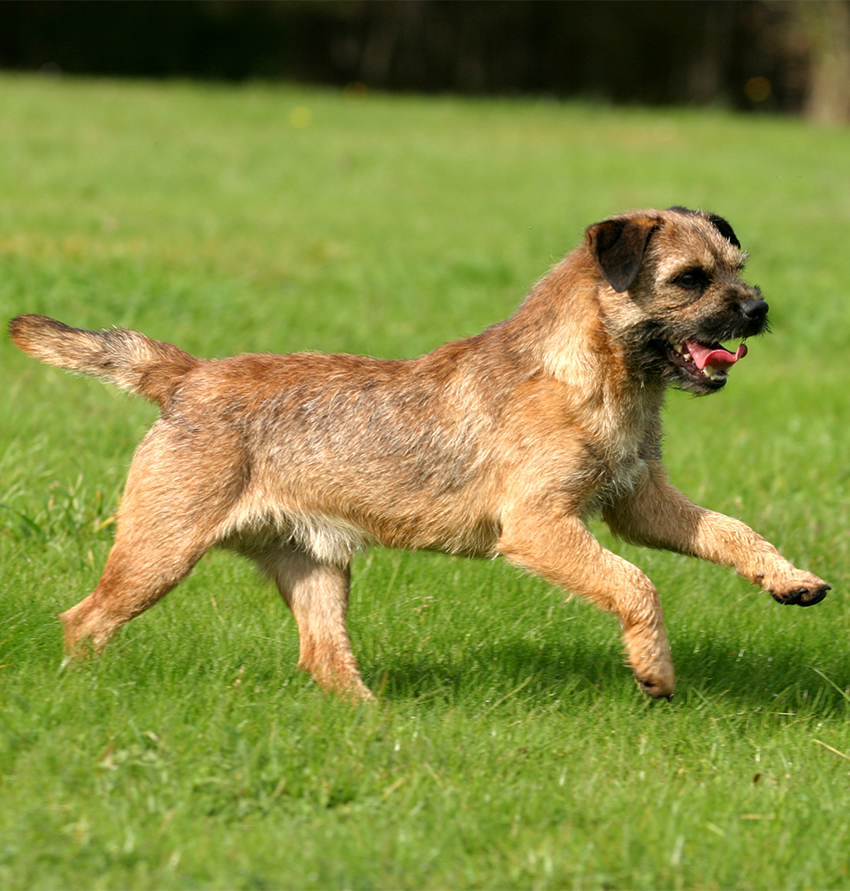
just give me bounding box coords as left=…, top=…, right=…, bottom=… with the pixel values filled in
left=771, top=588, right=807, bottom=605
left=770, top=588, right=802, bottom=605
left=798, top=584, right=830, bottom=607
left=771, top=584, right=830, bottom=607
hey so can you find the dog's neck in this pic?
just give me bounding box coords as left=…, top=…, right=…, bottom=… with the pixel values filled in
left=510, top=252, right=664, bottom=385
left=497, top=249, right=666, bottom=466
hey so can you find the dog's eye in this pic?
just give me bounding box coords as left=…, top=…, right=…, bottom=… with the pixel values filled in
left=674, top=269, right=708, bottom=291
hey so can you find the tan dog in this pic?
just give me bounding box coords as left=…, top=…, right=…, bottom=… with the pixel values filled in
left=9, top=207, right=829, bottom=700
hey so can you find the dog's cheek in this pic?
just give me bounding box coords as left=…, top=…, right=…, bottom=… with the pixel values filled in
left=599, top=289, right=655, bottom=331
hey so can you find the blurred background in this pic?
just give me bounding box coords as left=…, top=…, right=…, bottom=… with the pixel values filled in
left=1, top=0, right=849, bottom=123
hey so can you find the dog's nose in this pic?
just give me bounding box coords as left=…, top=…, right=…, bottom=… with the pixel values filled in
left=739, top=298, right=769, bottom=321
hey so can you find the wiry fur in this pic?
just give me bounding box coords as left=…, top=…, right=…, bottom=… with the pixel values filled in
left=9, top=208, right=829, bottom=699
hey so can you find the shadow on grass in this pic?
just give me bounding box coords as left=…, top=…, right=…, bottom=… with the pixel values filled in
left=371, top=632, right=850, bottom=715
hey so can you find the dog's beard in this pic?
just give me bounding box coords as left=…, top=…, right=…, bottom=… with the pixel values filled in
left=633, top=314, right=769, bottom=396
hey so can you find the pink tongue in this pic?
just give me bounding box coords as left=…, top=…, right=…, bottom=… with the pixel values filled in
left=685, top=339, right=748, bottom=371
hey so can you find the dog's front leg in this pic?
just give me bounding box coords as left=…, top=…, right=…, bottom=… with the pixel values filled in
left=498, top=513, right=675, bottom=697
left=603, top=463, right=830, bottom=607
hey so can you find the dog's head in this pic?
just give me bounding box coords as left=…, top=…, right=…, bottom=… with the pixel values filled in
left=585, top=207, right=768, bottom=395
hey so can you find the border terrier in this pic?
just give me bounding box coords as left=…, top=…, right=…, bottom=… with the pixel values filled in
left=9, top=207, right=829, bottom=699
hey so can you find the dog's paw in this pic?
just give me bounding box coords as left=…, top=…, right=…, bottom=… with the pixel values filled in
left=631, top=659, right=675, bottom=699
left=767, top=572, right=830, bottom=607
left=624, top=624, right=675, bottom=699
left=634, top=673, right=675, bottom=700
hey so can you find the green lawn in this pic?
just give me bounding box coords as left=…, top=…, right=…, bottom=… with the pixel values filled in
left=1, top=73, right=849, bottom=890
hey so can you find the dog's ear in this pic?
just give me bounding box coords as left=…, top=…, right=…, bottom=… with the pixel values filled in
left=586, top=215, right=660, bottom=293
left=704, top=213, right=741, bottom=249
left=666, top=206, right=742, bottom=250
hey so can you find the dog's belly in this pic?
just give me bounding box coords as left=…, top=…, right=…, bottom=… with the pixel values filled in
left=220, top=511, right=380, bottom=566
left=220, top=491, right=502, bottom=567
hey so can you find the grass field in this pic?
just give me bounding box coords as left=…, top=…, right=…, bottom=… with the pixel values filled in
left=1, top=73, right=849, bottom=890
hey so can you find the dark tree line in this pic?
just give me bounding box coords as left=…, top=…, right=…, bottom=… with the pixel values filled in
left=1, top=1, right=848, bottom=121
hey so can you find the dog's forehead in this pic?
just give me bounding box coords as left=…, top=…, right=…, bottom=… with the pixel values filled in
left=650, top=212, right=745, bottom=274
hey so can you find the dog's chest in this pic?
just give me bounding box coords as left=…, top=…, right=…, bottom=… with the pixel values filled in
left=578, top=400, right=658, bottom=513
left=583, top=452, right=647, bottom=514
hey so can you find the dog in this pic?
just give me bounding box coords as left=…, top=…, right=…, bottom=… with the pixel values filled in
left=9, top=207, right=829, bottom=700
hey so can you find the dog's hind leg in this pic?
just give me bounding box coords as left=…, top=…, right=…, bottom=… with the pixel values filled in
left=268, top=550, right=373, bottom=701
left=60, top=425, right=237, bottom=657
left=61, top=528, right=208, bottom=657
left=498, top=513, right=675, bottom=698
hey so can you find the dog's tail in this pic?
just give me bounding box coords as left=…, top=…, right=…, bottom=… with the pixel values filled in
left=9, top=314, right=200, bottom=410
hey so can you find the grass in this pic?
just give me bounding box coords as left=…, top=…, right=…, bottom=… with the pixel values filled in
left=1, top=72, right=849, bottom=889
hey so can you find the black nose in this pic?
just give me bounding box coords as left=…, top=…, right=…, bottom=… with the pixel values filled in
left=740, top=298, right=769, bottom=321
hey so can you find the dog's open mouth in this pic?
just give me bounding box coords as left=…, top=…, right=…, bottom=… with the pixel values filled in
left=669, top=338, right=748, bottom=384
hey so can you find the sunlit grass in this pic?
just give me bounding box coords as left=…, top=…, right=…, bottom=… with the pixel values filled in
left=1, top=74, right=849, bottom=890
